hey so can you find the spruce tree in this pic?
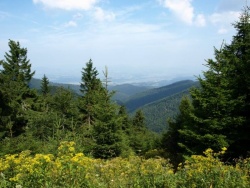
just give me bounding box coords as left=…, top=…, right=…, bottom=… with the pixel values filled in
left=129, top=110, right=155, bottom=155
left=118, top=105, right=131, bottom=132
left=41, top=74, right=50, bottom=96
left=0, top=40, right=36, bottom=137
left=79, top=59, right=101, bottom=126
left=132, top=110, right=145, bottom=129
left=79, top=60, right=124, bottom=158
left=1, top=40, right=35, bottom=86
left=162, top=96, right=194, bottom=167
left=166, top=7, right=250, bottom=160
left=80, top=59, right=99, bottom=95
left=92, top=66, right=124, bottom=158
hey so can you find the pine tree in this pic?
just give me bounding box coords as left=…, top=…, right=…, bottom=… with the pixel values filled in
left=92, top=66, right=124, bottom=158
left=1, top=40, right=35, bottom=86
left=0, top=40, right=36, bottom=137
left=80, top=59, right=99, bottom=95
left=41, top=74, right=50, bottom=96
left=167, top=7, right=250, bottom=160
left=162, top=96, right=194, bottom=167
left=132, top=110, right=145, bottom=129
left=118, top=105, right=131, bottom=132
left=0, top=74, right=12, bottom=138
left=79, top=59, right=101, bottom=126
left=129, top=110, right=155, bottom=155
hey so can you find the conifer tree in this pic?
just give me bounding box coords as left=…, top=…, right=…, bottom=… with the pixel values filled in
left=79, top=60, right=124, bottom=158
left=129, top=110, right=155, bottom=155
left=166, top=7, right=250, bottom=161
left=92, top=66, right=124, bottom=158
left=132, top=110, right=145, bottom=129
left=41, top=74, right=50, bottom=96
left=118, top=105, right=131, bottom=132
left=0, top=74, right=12, bottom=138
left=162, top=96, right=193, bottom=167
left=79, top=59, right=101, bottom=126
left=0, top=40, right=36, bottom=137
left=1, top=40, right=35, bottom=86
left=80, top=59, right=99, bottom=95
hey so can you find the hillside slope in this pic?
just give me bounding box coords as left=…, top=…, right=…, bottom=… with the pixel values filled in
left=125, top=80, right=197, bottom=112
left=110, top=84, right=151, bottom=102
left=141, top=90, right=190, bottom=132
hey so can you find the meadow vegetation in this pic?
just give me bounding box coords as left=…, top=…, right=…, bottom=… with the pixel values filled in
left=0, top=141, right=249, bottom=188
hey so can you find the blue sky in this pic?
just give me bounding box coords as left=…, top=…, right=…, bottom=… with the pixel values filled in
left=0, top=0, right=246, bottom=84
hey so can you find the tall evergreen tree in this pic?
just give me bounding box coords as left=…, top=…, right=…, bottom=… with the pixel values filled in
left=165, top=7, right=250, bottom=161
left=162, top=96, right=194, bottom=167
left=0, top=40, right=36, bottom=137
left=79, top=59, right=101, bottom=126
left=79, top=61, right=124, bottom=158
left=118, top=105, right=131, bottom=132
left=129, top=110, right=156, bottom=155
left=80, top=59, right=99, bottom=95
left=92, top=66, right=124, bottom=158
left=1, top=40, right=35, bottom=86
left=132, top=110, right=145, bottom=129
left=41, top=74, right=50, bottom=96
left=92, top=92, right=123, bottom=158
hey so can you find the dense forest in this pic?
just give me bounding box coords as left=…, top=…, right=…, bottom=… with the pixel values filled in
left=0, top=6, right=250, bottom=188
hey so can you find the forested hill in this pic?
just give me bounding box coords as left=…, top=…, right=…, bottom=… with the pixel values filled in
left=109, top=84, right=151, bottom=102
left=124, top=80, right=198, bottom=112
left=141, top=90, right=191, bottom=132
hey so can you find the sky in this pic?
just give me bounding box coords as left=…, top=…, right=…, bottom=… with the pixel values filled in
left=0, top=0, right=247, bottom=84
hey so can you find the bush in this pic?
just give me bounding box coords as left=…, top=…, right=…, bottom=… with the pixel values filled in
left=0, top=142, right=249, bottom=188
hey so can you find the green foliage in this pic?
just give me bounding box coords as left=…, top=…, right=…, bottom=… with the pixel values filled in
left=40, top=74, right=50, bottom=96
left=78, top=61, right=127, bottom=159
left=49, top=87, right=79, bottom=120
left=0, top=40, right=37, bottom=138
left=161, top=96, right=194, bottom=168
left=0, top=142, right=249, bottom=188
left=128, top=110, right=159, bottom=155
left=80, top=59, right=99, bottom=95
left=111, top=84, right=150, bottom=102
left=1, top=40, right=35, bottom=85
left=141, top=89, right=195, bottom=132
left=79, top=59, right=102, bottom=126
left=164, top=7, right=250, bottom=163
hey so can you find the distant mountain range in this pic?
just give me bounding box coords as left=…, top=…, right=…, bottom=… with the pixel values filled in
left=122, top=80, right=199, bottom=132
left=30, top=77, right=199, bottom=132
left=123, top=80, right=198, bottom=112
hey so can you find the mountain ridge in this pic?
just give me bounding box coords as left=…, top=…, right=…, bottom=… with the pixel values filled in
left=124, top=80, right=198, bottom=112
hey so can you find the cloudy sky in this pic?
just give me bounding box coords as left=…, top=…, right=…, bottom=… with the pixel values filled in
left=0, top=0, right=246, bottom=84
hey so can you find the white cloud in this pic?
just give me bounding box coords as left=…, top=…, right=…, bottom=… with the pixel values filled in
left=210, top=11, right=240, bottom=25
left=158, top=0, right=206, bottom=26
left=194, top=14, right=206, bottom=27
left=33, top=0, right=97, bottom=10
left=64, top=21, right=77, bottom=27
left=93, top=7, right=115, bottom=22
left=73, top=13, right=83, bottom=19
left=218, top=27, right=228, bottom=34
left=209, top=11, right=240, bottom=33
left=159, top=0, right=194, bottom=24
